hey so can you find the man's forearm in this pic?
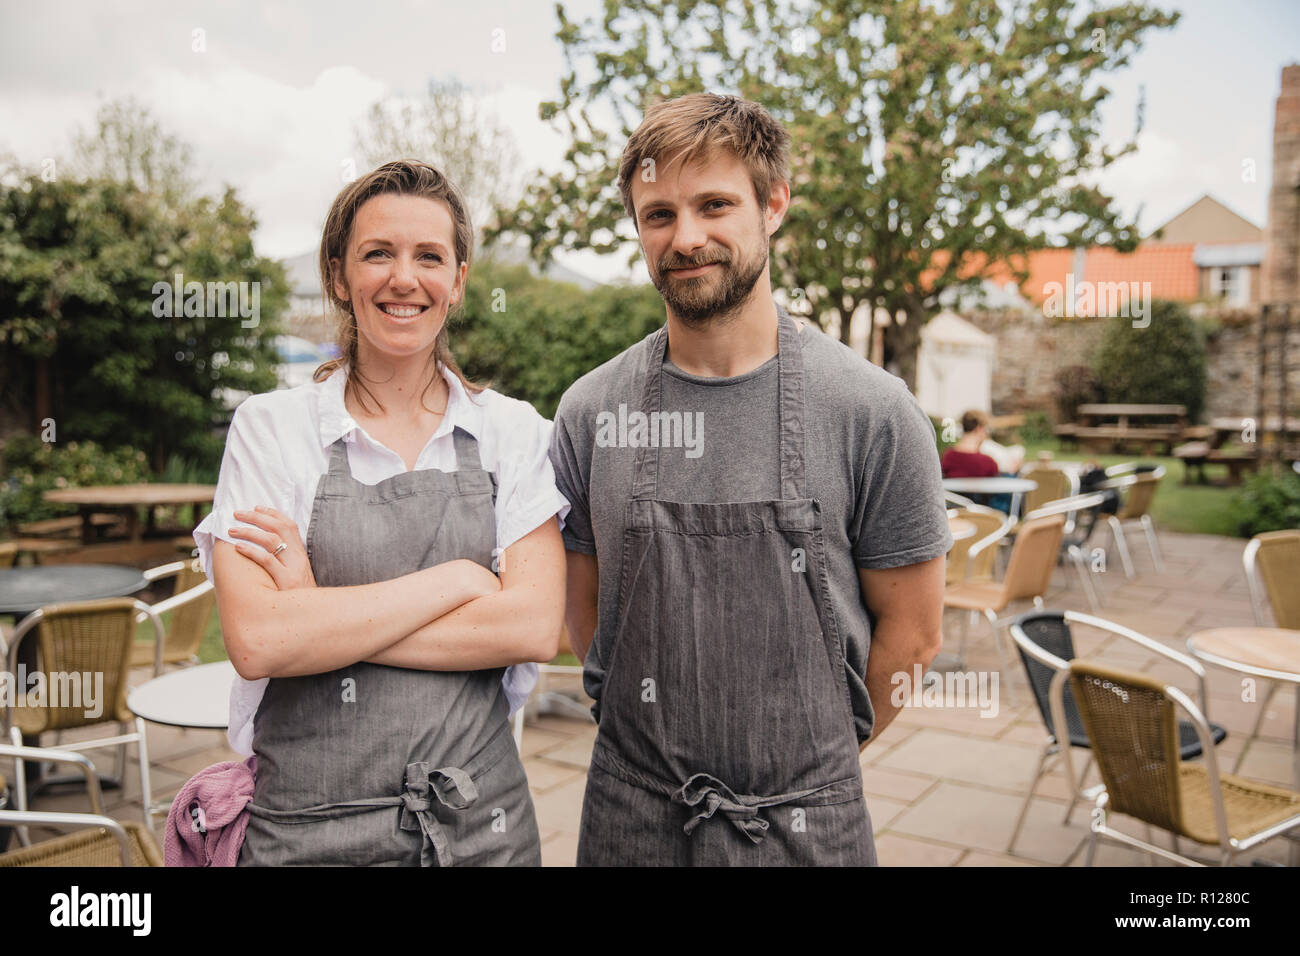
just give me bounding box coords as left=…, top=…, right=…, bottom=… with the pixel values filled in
left=860, top=616, right=943, bottom=751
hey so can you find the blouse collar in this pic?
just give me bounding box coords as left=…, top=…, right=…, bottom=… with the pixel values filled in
left=317, top=363, right=483, bottom=449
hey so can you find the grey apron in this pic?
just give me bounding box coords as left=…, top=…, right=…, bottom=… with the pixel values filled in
left=576, top=310, right=876, bottom=866
left=239, top=427, right=542, bottom=866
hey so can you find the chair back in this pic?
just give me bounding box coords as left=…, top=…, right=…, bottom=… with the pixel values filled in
left=0, top=542, right=16, bottom=569
left=945, top=507, right=1008, bottom=585
left=1116, top=471, right=1162, bottom=520
left=1001, top=514, right=1066, bottom=603
left=12, top=599, right=136, bottom=733
left=1009, top=611, right=1088, bottom=745
left=164, top=565, right=216, bottom=661
left=1021, top=466, right=1075, bottom=516
left=1246, top=530, right=1300, bottom=629
left=1068, top=659, right=1184, bottom=835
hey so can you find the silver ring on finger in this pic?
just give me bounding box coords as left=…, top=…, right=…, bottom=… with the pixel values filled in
left=272, top=541, right=288, bottom=557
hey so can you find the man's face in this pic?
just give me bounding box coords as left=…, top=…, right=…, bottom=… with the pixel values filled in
left=631, top=149, right=787, bottom=326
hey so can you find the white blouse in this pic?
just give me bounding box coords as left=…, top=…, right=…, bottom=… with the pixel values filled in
left=193, top=364, right=571, bottom=755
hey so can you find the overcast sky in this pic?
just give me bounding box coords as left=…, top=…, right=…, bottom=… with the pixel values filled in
left=1, top=0, right=1296, bottom=285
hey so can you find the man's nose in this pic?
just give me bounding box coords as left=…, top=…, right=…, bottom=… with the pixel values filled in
left=670, top=213, right=708, bottom=257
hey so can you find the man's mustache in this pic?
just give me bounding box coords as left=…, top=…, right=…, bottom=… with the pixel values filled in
left=658, top=252, right=731, bottom=271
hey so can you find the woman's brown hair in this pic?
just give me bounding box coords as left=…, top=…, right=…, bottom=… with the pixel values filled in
left=313, top=159, right=484, bottom=414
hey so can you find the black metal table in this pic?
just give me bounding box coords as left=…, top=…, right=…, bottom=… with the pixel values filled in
left=0, top=564, right=148, bottom=617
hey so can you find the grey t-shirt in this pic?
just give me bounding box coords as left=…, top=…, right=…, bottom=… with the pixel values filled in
left=549, top=310, right=952, bottom=742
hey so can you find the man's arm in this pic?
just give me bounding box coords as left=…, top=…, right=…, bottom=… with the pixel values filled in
left=564, top=550, right=599, bottom=662
left=857, top=556, right=945, bottom=751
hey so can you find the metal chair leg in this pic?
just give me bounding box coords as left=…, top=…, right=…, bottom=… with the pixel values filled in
left=1064, top=753, right=1094, bottom=825
left=1232, top=680, right=1279, bottom=774
left=983, top=608, right=1019, bottom=706
left=1107, top=517, right=1136, bottom=578
left=1085, top=826, right=1102, bottom=866
left=1142, top=824, right=1159, bottom=865
left=1140, top=515, right=1164, bottom=572
left=1069, top=546, right=1102, bottom=612
left=1009, top=742, right=1055, bottom=855
left=135, top=717, right=153, bottom=829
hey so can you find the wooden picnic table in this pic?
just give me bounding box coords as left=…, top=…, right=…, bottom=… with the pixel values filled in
left=1056, top=404, right=1187, bottom=455
left=42, top=484, right=215, bottom=544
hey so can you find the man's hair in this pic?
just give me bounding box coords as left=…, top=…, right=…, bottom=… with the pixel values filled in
left=961, top=410, right=989, bottom=434
left=617, top=92, right=791, bottom=222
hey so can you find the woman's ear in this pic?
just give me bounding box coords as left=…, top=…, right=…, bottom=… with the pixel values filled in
left=330, top=257, right=349, bottom=305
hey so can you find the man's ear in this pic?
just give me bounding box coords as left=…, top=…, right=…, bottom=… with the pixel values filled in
left=764, top=179, right=791, bottom=237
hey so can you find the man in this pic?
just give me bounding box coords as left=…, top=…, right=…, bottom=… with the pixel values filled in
left=549, top=93, right=951, bottom=866
left=940, top=410, right=1001, bottom=478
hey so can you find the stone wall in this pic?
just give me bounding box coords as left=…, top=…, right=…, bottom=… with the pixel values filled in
left=968, top=308, right=1290, bottom=422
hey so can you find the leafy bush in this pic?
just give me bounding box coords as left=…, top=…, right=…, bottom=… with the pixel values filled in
left=1019, top=410, right=1054, bottom=443
left=0, top=435, right=150, bottom=528
left=452, top=259, right=665, bottom=419
left=1234, top=468, right=1300, bottom=538
left=1092, top=300, right=1208, bottom=421
left=1053, top=365, right=1101, bottom=423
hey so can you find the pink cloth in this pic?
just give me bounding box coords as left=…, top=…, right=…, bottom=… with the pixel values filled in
left=164, top=756, right=257, bottom=867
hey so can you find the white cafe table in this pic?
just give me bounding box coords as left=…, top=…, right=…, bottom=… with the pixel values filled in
left=941, top=476, right=1039, bottom=516
left=129, top=660, right=235, bottom=730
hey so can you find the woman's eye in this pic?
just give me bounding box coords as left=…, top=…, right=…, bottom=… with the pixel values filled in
left=364, top=249, right=387, bottom=259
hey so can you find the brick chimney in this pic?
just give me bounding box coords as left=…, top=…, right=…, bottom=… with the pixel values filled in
left=1264, top=64, right=1300, bottom=304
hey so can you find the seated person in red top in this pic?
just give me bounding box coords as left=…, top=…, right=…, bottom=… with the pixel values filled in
left=940, top=410, right=1000, bottom=478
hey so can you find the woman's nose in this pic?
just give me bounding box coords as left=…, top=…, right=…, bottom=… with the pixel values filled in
left=389, top=255, right=418, bottom=290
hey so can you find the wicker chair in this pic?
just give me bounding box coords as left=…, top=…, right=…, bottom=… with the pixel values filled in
left=1022, top=492, right=1111, bottom=613
left=1104, top=467, right=1166, bottom=577
left=945, top=502, right=1015, bottom=587
left=3, top=598, right=161, bottom=825
left=943, top=514, right=1066, bottom=698
left=1064, top=659, right=1300, bottom=866
left=130, top=561, right=215, bottom=675
left=1006, top=610, right=1228, bottom=855
left=0, top=542, right=17, bottom=569
left=0, top=743, right=161, bottom=866
left=1235, top=530, right=1300, bottom=775
left=1019, top=465, right=1078, bottom=518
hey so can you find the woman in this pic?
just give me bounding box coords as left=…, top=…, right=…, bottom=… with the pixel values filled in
left=192, top=160, right=568, bottom=866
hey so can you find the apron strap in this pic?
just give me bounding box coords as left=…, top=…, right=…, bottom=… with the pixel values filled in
left=630, top=307, right=807, bottom=501
left=452, top=426, right=483, bottom=472
left=326, top=437, right=351, bottom=477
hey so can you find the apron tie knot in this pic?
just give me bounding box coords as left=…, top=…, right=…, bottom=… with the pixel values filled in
left=399, top=763, right=479, bottom=866
left=672, top=773, right=769, bottom=844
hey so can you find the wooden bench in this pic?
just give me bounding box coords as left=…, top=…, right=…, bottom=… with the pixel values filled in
left=1068, top=404, right=1188, bottom=455
left=1173, top=441, right=1212, bottom=483
left=1206, top=448, right=1259, bottom=485
left=16, top=514, right=122, bottom=538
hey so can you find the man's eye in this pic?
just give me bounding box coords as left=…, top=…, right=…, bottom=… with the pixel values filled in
left=706, top=200, right=729, bottom=211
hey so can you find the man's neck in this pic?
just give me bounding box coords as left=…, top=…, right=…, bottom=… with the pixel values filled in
left=664, top=288, right=782, bottom=378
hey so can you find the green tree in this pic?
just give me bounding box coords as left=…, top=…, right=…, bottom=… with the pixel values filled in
left=1092, top=300, right=1207, bottom=421
left=0, top=170, right=285, bottom=471
left=492, top=0, right=1178, bottom=386
left=453, top=259, right=664, bottom=419
left=69, top=97, right=199, bottom=211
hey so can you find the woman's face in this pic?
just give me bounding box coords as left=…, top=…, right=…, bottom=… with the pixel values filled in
left=332, top=193, right=467, bottom=365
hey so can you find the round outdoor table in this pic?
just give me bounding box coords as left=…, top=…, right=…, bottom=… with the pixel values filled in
left=1187, top=627, right=1300, bottom=787
left=0, top=564, right=148, bottom=617
left=942, top=476, right=1039, bottom=516
left=128, top=660, right=235, bottom=731
left=128, top=660, right=235, bottom=822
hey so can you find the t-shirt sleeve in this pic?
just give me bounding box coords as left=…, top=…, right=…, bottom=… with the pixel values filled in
left=492, top=399, right=572, bottom=552
left=548, top=389, right=596, bottom=555
left=850, top=384, right=954, bottom=569
left=192, top=398, right=296, bottom=583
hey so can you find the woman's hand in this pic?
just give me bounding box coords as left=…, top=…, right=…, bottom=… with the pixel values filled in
left=228, top=506, right=317, bottom=590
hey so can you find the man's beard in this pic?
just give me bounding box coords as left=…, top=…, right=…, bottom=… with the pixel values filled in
left=652, top=242, right=768, bottom=327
